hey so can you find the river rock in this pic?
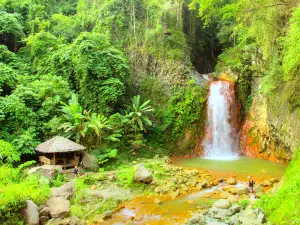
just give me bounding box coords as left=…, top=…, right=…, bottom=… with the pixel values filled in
left=220, top=191, right=230, bottom=199
left=28, top=165, right=63, bottom=179
left=102, top=210, right=112, bottom=219
left=154, top=198, right=161, bottom=204
left=196, top=183, right=203, bottom=190
left=229, top=187, right=238, bottom=195
left=51, top=182, right=74, bottom=198
left=261, top=180, right=271, bottom=187
left=254, top=185, right=264, bottom=193
left=188, top=214, right=204, bottom=224
left=134, top=164, right=153, bottom=183
left=226, top=178, right=237, bottom=185
left=236, top=185, right=249, bottom=195
left=269, top=178, right=279, bottom=184
left=39, top=206, right=50, bottom=217
left=229, top=205, right=241, bottom=215
left=227, top=194, right=239, bottom=203
left=46, top=197, right=70, bottom=218
left=21, top=200, right=39, bottom=225
left=81, top=152, right=99, bottom=171
left=170, top=190, right=180, bottom=198
left=213, top=199, right=231, bottom=209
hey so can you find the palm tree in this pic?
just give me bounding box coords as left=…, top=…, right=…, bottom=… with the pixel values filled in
left=126, top=95, right=154, bottom=134
left=59, top=94, right=88, bottom=142
left=86, top=113, right=111, bottom=145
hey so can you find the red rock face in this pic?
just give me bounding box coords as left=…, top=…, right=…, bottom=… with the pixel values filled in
left=239, top=95, right=290, bottom=163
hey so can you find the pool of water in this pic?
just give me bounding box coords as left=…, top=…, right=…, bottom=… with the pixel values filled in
left=172, top=156, right=287, bottom=182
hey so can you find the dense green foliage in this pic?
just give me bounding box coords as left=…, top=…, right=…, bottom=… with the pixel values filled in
left=0, top=162, right=50, bottom=224
left=190, top=0, right=300, bottom=116
left=257, top=149, right=300, bottom=225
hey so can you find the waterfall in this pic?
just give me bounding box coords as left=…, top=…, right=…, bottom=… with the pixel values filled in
left=203, top=81, right=239, bottom=160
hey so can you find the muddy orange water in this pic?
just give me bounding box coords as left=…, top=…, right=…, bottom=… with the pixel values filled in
left=102, top=157, right=287, bottom=225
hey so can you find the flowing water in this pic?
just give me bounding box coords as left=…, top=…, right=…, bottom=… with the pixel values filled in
left=203, top=81, right=239, bottom=160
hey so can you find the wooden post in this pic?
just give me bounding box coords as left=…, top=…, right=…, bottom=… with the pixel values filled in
left=53, top=152, right=56, bottom=165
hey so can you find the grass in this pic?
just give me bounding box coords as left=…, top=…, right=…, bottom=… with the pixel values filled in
left=256, top=148, right=300, bottom=225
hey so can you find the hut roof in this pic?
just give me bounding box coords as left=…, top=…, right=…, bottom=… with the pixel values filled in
left=35, top=136, right=85, bottom=153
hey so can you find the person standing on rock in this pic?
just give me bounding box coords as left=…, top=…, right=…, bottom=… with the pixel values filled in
left=74, top=166, right=79, bottom=177
left=248, top=176, right=255, bottom=193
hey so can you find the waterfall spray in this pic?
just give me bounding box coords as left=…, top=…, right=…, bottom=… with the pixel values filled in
left=203, top=81, right=239, bottom=160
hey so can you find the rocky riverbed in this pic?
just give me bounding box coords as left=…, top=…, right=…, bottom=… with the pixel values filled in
left=22, top=157, right=282, bottom=225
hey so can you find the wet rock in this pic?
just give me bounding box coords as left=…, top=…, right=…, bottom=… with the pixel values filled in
left=227, top=194, right=239, bottom=203
left=28, top=165, right=63, bottom=179
left=220, top=192, right=230, bottom=199
left=198, top=179, right=209, bottom=188
left=102, top=210, right=112, bottom=219
left=154, top=198, right=161, bottom=204
left=218, top=177, right=224, bottom=183
left=269, top=178, right=279, bottom=185
left=196, top=183, right=203, bottom=190
left=254, top=185, right=264, bottom=193
left=93, top=215, right=103, bottom=223
left=46, top=197, right=70, bottom=218
left=236, top=185, right=249, bottom=195
left=21, top=200, right=39, bottom=225
left=228, top=187, right=238, bottom=195
left=190, top=180, right=198, bottom=187
left=170, top=190, right=180, bottom=198
left=226, top=178, right=237, bottom=185
left=213, top=199, right=231, bottom=209
left=134, top=164, right=153, bottom=184
left=261, top=180, right=271, bottom=187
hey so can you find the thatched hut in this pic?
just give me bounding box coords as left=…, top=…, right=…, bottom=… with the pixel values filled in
left=35, top=136, right=86, bottom=168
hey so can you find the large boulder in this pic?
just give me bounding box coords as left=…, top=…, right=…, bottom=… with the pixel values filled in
left=212, top=199, right=231, bottom=209
left=81, top=152, right=99, bottom=171
left=28, top=165, right=63, bottom=179
left=227, top=194, right=239, bottom=203
left=226, top=178, right=237, bottom=185
left=51, top=182, right=74, bottom=198
left=21, top=200, right=39, bottom=225
left=236, top=185, right=249, bottom=195
left=134, top=164, right=153, bottom=183
left=46, top=197, right=70, bottom=218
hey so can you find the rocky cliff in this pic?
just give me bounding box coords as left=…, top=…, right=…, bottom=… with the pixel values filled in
left=240, top=78, right=300, bottom=162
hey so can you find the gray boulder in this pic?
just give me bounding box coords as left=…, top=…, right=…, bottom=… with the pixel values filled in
left=81, top=152, right=99, bottom=171
left=21, top=200, right=39, bottom=225
left=134, top=164, right=153, bottom=183
left=46, top=197, right=70, bottom=218
left=213, top=199, right=231, bottom=209
left=28, top=165, right=63, bottom=179
left=236, top=185, right=249, bottom=195
left=51, top=182, right=74, bottom=198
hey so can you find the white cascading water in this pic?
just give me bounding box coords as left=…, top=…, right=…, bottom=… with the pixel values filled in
left=203, top=81, right=239, bottom=160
